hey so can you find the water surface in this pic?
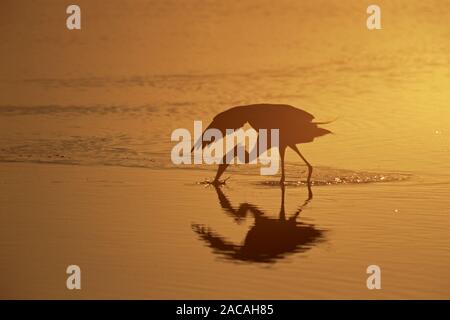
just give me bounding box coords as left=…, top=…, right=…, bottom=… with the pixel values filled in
left=1, top=0, right=450, bottom=298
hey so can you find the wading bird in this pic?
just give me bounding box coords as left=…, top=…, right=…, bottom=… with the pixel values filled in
left=193, top=104, right=332, bottom=198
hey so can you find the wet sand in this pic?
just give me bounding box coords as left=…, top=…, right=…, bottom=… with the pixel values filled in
left=1, top=162, right=450, bottom=299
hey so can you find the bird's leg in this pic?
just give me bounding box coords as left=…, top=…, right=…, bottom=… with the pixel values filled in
left=213, top=155, right=232, bottom=184
left=213, top=144, right=250, bottom=184
left=290, top=145, right=313, bottom=200
left=279, top=146, right=286, bottom=185
left=279, top=183, right=286, bottom=220
left=213, top=134, right=259, bottom=185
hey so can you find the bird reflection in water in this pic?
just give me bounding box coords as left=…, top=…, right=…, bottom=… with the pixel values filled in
left=192, top=185, right=325, bottom=263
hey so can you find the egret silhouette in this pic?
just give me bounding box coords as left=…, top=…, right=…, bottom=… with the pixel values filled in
left=193, top=104, right=332, bottom=198
left=192, top=184, right=324, bottom=263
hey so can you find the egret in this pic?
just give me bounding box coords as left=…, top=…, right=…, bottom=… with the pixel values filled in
left=194, top=104, right=332, bottom=197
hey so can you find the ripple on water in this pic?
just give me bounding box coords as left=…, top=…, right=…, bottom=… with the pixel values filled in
left=255, top=167, right=411, bottom=187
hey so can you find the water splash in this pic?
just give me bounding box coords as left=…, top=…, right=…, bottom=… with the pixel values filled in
left=256, top=167, right=410, bottom=186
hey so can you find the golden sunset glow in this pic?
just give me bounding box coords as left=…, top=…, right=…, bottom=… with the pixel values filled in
left=1, top=0, right=450, bottom=299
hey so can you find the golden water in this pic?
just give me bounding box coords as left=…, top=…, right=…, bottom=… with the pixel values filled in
left=1, top=0, right=450, bottom=298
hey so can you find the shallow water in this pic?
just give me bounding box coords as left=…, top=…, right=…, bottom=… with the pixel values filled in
left=1, top=0, right=450, bottom=298
left=1, top=164, right=450, bottom=299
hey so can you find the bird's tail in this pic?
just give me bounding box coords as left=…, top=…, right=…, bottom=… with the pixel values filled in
left=314, top=127, right=333, bottom=137
left=312, top=117, right=337, bottom=136
left=312, top=116, right=338, bottom=125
